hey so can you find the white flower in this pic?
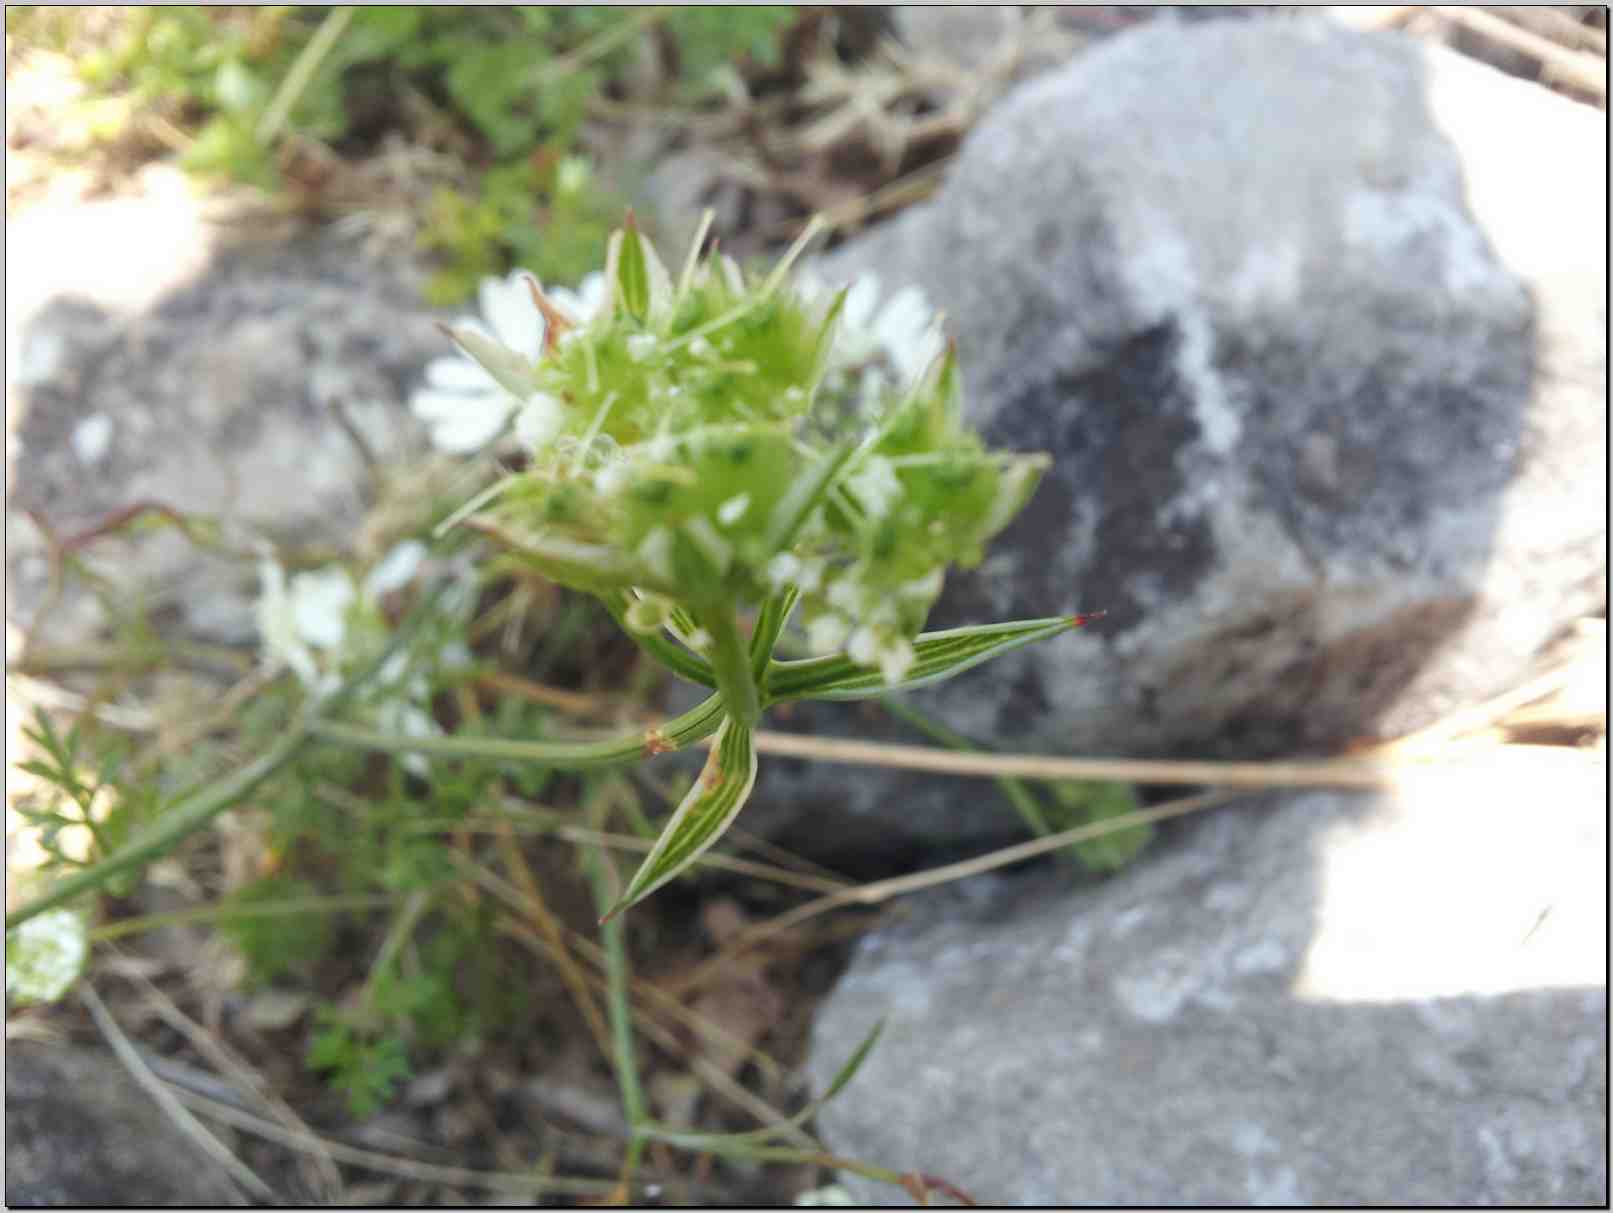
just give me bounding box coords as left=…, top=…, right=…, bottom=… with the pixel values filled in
left=514, top=391, right=566, bottom=449
left=412, top=271, right=549, bottom=453
left=877, top=635, right=915, bottom=684
left=291, top=568, right=355, bottom=649
left=808, top=613, right=851, bottom=655
left=846, top=455, right=903, bottom=519
left=257, top=560, right=352, bottom=693
left=815, top=272, right=945, bottom=388
left=548, top=271, right=608, bottom=331
left=364, top=540, right=426, bottom=600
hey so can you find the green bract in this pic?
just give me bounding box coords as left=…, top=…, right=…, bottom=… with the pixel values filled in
left=435, top=214, right=1076, bottom=918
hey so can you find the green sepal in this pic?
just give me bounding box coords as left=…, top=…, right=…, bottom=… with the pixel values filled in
left=766, top=614, right=1090, bottom=704
left=601, top=714, right=757, bottom=921
left=439, top=323, right=539, bottom=400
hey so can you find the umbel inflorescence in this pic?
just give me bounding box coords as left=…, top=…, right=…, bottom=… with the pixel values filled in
left=441, top=213, right=1085, bottom=918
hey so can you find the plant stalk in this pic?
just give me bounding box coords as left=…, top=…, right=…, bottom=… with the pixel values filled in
left=699, top=607, right=760, bottom=728
left=308, top=691, right=726, bottom=767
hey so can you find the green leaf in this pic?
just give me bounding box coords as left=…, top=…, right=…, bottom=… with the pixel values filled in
left=602, top=714, right=757, bottom=920
left=766, top=615, right=1091, bottom=704
left=1049, top=779, right=1152, bottom=873
left=639, top=1017, right=885, bottom=1151
left=821, top=1016, right=885, bottom=1101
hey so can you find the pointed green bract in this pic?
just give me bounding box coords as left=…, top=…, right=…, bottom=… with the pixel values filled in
left=602, top=715, right=758, bottom=921
left=766, top=615, right=1089, bottom=704
left=750, top=584, right=801, bottom=683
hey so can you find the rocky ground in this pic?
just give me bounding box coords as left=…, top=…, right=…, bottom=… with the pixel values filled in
left=6, top=7, right=1606, bottom=1207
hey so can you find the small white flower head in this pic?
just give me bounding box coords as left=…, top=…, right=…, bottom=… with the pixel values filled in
left=846, top=455, right=903, bottom=519
left=257, top=560, right=353, bottom=692
left=5, top=907, right=88, bottom=1006
left=846, top=625, right=879, bottom=667
left=877, top=635, right=916, bottom=685
left=412, top=270, right=549, bottom=454
left=766, top=552, right=802, bottom=589
left=290, top=568, right=355, bottom=650
left=808, top=613, right=851, bottom=655
left=447, top=218, right=1048, bottom=677
left=814, top=273, right=944, bottom=389
left=364, top=540, right=426, bottom=601
left=826, top=577, right=864, bottom=615
left=716, top=493, right=751, bottom=527
left=873, top=285, right=946, bottom=385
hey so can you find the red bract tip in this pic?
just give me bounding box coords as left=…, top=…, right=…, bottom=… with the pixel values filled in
left=1068, top=610, right=1107, bottom=628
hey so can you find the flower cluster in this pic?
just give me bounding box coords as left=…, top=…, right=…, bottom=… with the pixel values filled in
left=443, top=217, right=1048, bottom=689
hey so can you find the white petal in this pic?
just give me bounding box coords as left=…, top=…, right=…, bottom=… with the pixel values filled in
left=411, top=386, right=498, bottom=422
left=482, top=274, right=545, bottom=357
left=514, top=392, right=566, bottom=448
left=808, top=613, right=850, bottom=655
left=290, top=568, right=354, bottom=649
left=426, top=356, right=495, bottom=390
left=847, top=626, right=879, bottom=666
left=365, top=540, right=426, bottom=600
left=878, top=637, right=916, bottom=685
left=842, top=276, right=882, bottom=330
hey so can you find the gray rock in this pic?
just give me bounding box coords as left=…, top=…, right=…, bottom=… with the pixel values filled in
left=746, top=19, right=1606, bottom=864
left=5, top=1041, right=245, bottom=1206
left=807, top=762, right=1609, bottom=1205
left=6, top=225, right=441, bottom=651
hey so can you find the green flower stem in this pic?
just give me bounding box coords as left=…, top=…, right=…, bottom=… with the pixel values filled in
left=581, top=805, right=649, bottom=1194
left=87, top=893, right=398, bottom=943
left=698, top=607, right=761, bottom=728
left=308, top=692, right=727, bottom=768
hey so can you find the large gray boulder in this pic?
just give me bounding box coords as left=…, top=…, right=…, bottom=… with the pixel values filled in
left=745, top=18, right=1606, bottom=865
left=807, top=764, right=1608, bottom=1205
left=6, top=205, right=440, bottom=652
left=6, top=1041, right=245, bottom=1206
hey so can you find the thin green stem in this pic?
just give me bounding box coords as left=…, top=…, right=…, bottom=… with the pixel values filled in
left=359, top=890, right=432, bottom=1012
left=699, top=607, right=760, bottom=728
left=256, top=6, right=353, bottom=144
left=6, top=723, right=314, bottom=930
left=881, top=696, right=1061, bottom=846
left=601, top=589, right=716, bottom=687
left=582, top=810, right=648, bottom=1194
left=309, top=691, right=726, bottom=768
left=88, top=894, right=398, bottom=943
left=7, top=581, right=450, bottom=930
